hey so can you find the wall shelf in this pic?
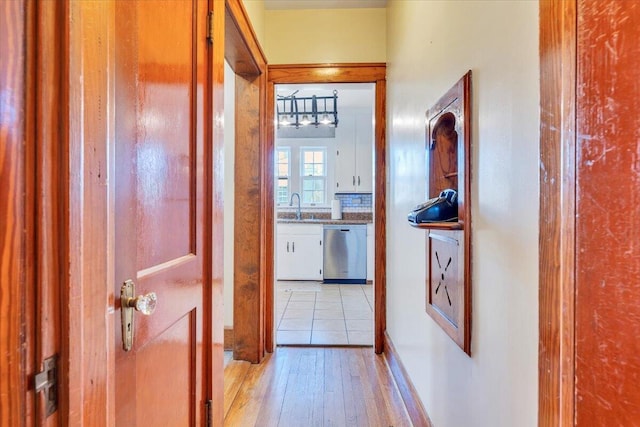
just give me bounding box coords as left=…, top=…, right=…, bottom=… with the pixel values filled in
left=422, top=71, right=472, bottom=355
left=409, top=222, right=463, bottom=231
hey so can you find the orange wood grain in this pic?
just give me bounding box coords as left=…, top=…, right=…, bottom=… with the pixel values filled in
left=538, top=1, right=577, bottom=425
left=410, top=222, right=463, bottom=230
left=210, top=0, right=227, bottom=424
left=0, top=1, right=31, bottom=424
left=268, top=63, right=386, bottom=83
left=259, top=70, right=274, bottom=355
left=112, top=1, right=208, bottom=425
left=383, top=332, right=432, bottom=427
left=428, top=112, right=458, bottom=198
left=374, top=76, right=387, bottom=354
left=225, top=0, right=267, bottom=76
left=423, top=72, right=472, bottom=355
left=223, top=358, right=251, bottom=417
left=34, top=1, right=65, bottom=425
left=233, top=72, right=265, bottom=363
left=426, top=231, right=463, bottom=347
left=265, top=79, right=278, bottom=355
left=223, top=353, right=278, bottom=425
left=574, top=1, right=640, bottom=424
left=224, top=347, right=412, bottom=426
left=65, top=2, right=113, bottom=425
left=224, top=0, right=269, bottom=364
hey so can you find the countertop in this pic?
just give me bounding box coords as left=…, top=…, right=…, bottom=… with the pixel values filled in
left=277, top=218, right=371, bottom=225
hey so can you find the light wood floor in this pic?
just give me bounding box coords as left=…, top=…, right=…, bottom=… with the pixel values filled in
left=224, top=347, right=412, bottom=427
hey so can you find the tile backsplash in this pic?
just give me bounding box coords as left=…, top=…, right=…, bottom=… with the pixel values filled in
left=277, top=192, right=373, bottom=219
left=335, top=192, right=372, bottom=211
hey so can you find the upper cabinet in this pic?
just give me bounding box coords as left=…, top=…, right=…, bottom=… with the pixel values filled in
left=334, top=109, right=373, bottom=193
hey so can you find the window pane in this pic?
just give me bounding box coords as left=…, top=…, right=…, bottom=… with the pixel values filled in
left=302, top=177, right=325, bottom=204
left=276, top=178, right=288, bottom=204
left=275, top=148, right=290, bottom=178
left=302, top=179, right=313, bottom=191
left=300, top=148, right=326, bottom=204
left=304, top=151, right=314, bottom=163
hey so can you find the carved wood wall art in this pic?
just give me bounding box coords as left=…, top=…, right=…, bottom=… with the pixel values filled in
left=423, top=71, right=472, bottom=354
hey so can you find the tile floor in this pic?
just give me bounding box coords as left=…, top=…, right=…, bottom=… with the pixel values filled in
left=276, top=281, right=374, bottom=346
left=224, top=350, right=233, bottom=367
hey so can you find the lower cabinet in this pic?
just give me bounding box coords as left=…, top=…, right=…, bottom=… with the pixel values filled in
left=276, top=224, right=323, bottom=281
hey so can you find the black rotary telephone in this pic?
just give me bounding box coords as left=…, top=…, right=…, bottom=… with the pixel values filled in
left=407, top=189, right=458, bottom=224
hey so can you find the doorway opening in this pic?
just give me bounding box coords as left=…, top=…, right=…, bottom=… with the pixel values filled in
left=273, top=83, right=376, bottom=346
left=266, top=64, right=387, bottom=354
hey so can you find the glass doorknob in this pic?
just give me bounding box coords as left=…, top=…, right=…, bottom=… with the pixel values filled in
left=124, top=292, right=157, bottom=315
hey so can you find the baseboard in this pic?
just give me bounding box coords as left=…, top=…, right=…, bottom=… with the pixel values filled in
left=224, top=327, right=234, bottom=351
left=383, top=331, right=433, bottom=427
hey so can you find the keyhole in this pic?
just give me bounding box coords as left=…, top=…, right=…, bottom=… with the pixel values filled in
left=127, top=322, right=131, bottom=332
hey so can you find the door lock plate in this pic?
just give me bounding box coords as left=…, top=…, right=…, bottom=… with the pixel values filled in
left=120, top=280, right=157, bottom=351
left=34, top=355, right=58, bottom=417
left=121, top=280, right=135, bottom=351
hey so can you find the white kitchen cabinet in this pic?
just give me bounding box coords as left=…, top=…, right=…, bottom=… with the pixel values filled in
left=276, top=224, right=323, bottom=280
left=366, top=223, right=374, bottom=281
left=335, top=110, right=373, bottom=193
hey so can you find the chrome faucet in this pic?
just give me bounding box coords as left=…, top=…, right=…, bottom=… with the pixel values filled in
left=289, top=192, right=302, bottom=220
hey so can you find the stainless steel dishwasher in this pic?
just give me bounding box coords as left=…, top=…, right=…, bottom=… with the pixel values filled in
left=323, top=224, right=367, bottom=284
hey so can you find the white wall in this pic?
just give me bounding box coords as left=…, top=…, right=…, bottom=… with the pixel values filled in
left=242, top=0, right=265, bottom=47
left=264, top=8, right=386, bottom=64
left=385, top=2, right=539, bottom=426
left=224, top=60, right=235, bottom=328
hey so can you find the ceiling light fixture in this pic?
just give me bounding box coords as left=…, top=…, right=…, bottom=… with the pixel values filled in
left=276, top=90, right=338, bottom=129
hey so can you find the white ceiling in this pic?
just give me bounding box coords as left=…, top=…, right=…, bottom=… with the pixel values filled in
left=264, top=0, right=387, bottom=10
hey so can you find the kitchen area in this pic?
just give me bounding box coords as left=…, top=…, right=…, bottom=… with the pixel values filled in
left=274, top=83, right=375, bottom=346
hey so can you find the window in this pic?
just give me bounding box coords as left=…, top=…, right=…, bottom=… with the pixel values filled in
left=300, top=148, right=326, bottom=204
left=275, top=147, right=290, bottom=204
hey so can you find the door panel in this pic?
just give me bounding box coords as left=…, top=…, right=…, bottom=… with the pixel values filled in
left=136, top=312, right=194, bottom=426
left=114, top=0, right=205, bottom=425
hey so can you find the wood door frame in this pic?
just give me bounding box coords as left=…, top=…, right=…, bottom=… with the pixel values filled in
left=4, top=1, right=71, bottom=423
left=1, top=0, right=38, bottom=423
left=266, top=63, right=387, bottom=354
left=538, top=0, right=577, bottom=425
left=224, top=0, right=269, bottom=364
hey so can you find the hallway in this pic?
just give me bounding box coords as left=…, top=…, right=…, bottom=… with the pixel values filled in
left=224, top=347, right=412, bottom=426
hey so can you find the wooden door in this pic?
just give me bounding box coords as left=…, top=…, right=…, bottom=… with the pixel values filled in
left=574, top=1, right=640, bottom=423
left=113, top=1, right=209, bottom=425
